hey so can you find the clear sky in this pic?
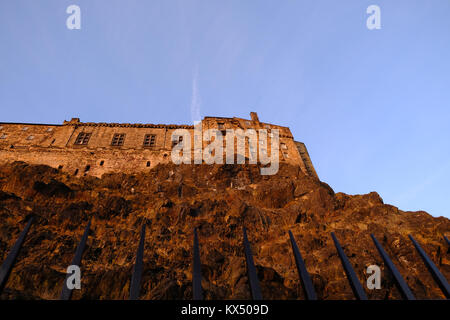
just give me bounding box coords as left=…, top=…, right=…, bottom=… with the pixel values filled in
left=1, top=1, right=449, bottom=218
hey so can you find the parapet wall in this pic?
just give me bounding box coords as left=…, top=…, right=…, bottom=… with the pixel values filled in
left=0, top=113, right=318, bottom=178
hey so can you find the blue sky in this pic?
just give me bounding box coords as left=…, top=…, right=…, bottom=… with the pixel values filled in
left=1, top=1, right=449, bottom=218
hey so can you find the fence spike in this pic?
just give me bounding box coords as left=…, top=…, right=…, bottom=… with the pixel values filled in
left=444, top=236, right=450, bottom=247
left=288, top=230, right=317, bottom=300
left=129, top=223, right=146, bottom=300
left=59, top=219, right=91, bottom=300
left=0, top=217, right=34, bottom=294
left=331, top=232, right=367, bottom=300
left=243, top=228, right=262, bottom=300
left=370, top=234, right=415, bottom=300
left=408, top=235, right=450, bottom=299
left=192, top=227, right=203, bottom=300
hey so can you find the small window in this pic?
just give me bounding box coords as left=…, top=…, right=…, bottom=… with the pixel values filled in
left=111, top=133, right=125, bottom=146
left=74, top=169, right=79, bottom=176
left=58, top=165, right=63, bottom=170
left=74, top=132, right=91, bottom=145
left=218, top=122, right=225, bottom=130
left=283, top=152, right=289, bottom=159
left=281, top=143, right=287, bottom=150
left=146, top=161, right=151, bottom=167
left=143, top=134, right=156, bottom=147
left=26, top=135, right=34, bottom=140
left=172, top=135, right=183, bottom=147
left=100, top=160, right=104, bottom=166
left=0, top=134, right=7, bottom=139
left=84, top=165, right=90, bottom=172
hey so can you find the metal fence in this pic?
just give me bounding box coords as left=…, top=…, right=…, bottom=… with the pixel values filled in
left=0, top=217, right=449, bottom=300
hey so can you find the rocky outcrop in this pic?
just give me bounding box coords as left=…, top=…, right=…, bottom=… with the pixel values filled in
left=0, top=161, right=448, bottom=300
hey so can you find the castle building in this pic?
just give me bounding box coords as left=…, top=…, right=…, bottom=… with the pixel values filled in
left=0, top=113, right=318, bottom=178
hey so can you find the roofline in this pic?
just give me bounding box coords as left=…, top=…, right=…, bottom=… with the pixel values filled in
left=0, top=122, right=62, bottom=126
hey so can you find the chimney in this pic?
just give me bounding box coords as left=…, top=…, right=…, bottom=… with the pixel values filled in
left=63, top=118, right=80, bottom=125
left=250, top=112, right=259, bottom=123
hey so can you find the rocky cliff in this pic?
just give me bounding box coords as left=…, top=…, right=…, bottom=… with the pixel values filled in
left=0, top=161, right=448, bottom=299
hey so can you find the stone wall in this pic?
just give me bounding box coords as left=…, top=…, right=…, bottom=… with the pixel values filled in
left=0, top=113, right=317, bottom=178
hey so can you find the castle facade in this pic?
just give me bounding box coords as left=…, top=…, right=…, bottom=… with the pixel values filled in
left=0, top=112, right=318, bottom=178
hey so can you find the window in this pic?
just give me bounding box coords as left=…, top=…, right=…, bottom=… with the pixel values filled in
left=172, top=135, right=183, bottom=147
left=283, top=152, right=289, bottom=159
left=100, top=160, right=104, bottom=166
left=146, top=161, right=151, bottom=167
left=74, top=132, right=91, bottom=145
left=111, top=133, right=125, bottom=146
left=143, top=134, right=156, bottom=147
left=0, top=134, right=7, bottom=139
left=281, top=143, right=287, bottom=150
left=218, top=122, right=225, bottom=130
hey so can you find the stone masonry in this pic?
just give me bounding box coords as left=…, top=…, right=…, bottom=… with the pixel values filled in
left=0, top=113, right=318, bottom=178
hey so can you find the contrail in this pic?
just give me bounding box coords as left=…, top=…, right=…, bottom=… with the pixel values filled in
left=190, top=67, right=201, bottom=125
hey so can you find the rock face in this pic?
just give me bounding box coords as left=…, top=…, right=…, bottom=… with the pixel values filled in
left=0, top=161, right=448, bottom=300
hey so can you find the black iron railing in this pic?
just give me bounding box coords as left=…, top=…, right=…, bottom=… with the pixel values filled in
left=1, top=218, right=449, bottom=300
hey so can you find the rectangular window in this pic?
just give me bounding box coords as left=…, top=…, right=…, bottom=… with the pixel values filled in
left=172, top=135, right=183, bottom=147
left=281, top=143, right=287, bottom=150
left=74, top=132, right=91, bottom=145
left=143, top=134, right=156, bottom=147
left=111, top=133, right=125, bottom=146
left=218, top=122, right=225, bottom=130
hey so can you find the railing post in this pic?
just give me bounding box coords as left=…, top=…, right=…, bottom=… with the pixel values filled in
left=408, top=235, right=450, bottom=299
left=288, top=230, right=317, bottom=300
left=60, top=219, right=91, bottom=300
left=331, top=232, right=367, bottom=300
left=444, top=235, right=450, bottom=247
left=129, top=223, right=146, bottom=300
left=243, top=227, right=262, bottom=300
left=370, top=234, right=415, bottom=300
left=192, top=227, right=203, bottom=300
left=0, top=217, right=34, bottom=294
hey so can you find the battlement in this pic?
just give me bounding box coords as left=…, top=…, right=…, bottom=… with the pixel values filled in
left=0, top=113, right=317, bottom=178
